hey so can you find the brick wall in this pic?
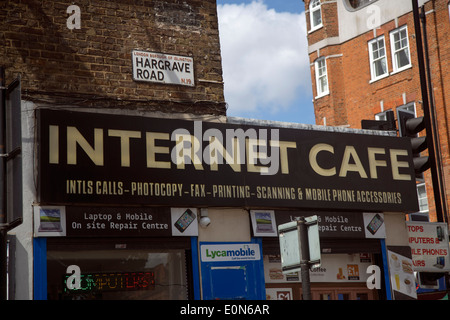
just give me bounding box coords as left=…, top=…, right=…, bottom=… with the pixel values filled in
left=305, top=0, right=450, bottom=222
left=0, top=0, right=226, bottom=116
left=305, top=0, right=339, bottom=47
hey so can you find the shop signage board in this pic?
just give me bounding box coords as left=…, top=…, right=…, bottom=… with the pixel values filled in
left=38, top=109, right=419, bottom=212
left=200, top=243, right=261, bottom=262
left=406, top=221, right=450, bottom=272
left=132, top=50, right=194, bottom=86
left=33, top=206, right=199, bottom=237
left=275, top=211, right=386, bottom=239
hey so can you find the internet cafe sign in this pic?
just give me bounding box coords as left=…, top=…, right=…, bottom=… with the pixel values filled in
left=132, top=50, right=194, bottom=86
left=38, top=109, right=419, bottom=212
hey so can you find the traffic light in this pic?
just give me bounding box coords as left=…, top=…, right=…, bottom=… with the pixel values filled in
left=397, top=109, right=430, bottom=178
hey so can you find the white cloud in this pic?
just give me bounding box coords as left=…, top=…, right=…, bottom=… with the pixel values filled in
left=217, top=0, right=310, bottom=117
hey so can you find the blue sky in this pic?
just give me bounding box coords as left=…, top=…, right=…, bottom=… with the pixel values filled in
left=216, top=0, right=315, bottom=124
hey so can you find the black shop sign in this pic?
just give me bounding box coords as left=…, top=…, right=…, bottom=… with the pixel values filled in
left=38, top=109, right=419, bottom=212
left=65, top=206, right=171, bottom=237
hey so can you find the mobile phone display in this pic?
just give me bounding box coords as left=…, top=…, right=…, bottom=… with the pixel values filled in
left=174, top=209, right=196, bottom=233
left=366, top=213, right=384, bottom=235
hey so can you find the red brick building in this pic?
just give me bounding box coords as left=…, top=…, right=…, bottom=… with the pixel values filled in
left=304, top=0, right=450, bottom=223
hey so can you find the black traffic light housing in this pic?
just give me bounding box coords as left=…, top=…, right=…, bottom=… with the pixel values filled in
left=397, top=109, right=430, bottom=178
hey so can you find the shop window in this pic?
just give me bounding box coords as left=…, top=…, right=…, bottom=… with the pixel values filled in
left=368, top=36, right=388, bottom=81
left=315, top=58, right=329, bottom=98
left=309, top=0, right=323, bottom=32
left=47, top=247, right=189, bottom=300
left=390, top=25, right=412, bottom=73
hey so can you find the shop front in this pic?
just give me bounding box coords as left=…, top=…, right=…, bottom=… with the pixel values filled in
left=260, top=210, right=387, bottom=300
left=33, top=206, right=200, bottom=300
left=33, top=108, right=420, bottom=300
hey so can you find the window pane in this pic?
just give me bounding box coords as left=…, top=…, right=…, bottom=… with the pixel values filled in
left=374, top=59, right=387, bottom=77
left=391, top=27, right=410, bottom=71
left=372, top=42, right=379, bottom=59
left=316, top=59, right=328, bottom=95
left=394, top=37, right=401, bottom=50
left=370, top=37, right=387, bottom=78
left=396, top=49, right=410, bottom=68
left=312, top=10, right=322, bottom=26
left=311, top=0, right=321, bottom=8
left=320, top=77, right=328, bottom=92
left=417, top=184, right=429, bottom=212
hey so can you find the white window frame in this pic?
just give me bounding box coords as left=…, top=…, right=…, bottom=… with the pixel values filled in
left=315, top=58, right=329, bottom=98
left=397, top=102, right=416, bottom=116
left=368, top=36, right=389, bottom=82
left=375, top=110, right=390, bottom=121
left=416, top=183, right=429, bottom=214
left=309, top=0, right=323, bottom=32
left=389, top=25, right=412, bottom=74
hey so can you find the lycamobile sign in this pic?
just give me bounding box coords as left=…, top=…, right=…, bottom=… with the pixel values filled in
left=201, top=244, right=261, bottom=262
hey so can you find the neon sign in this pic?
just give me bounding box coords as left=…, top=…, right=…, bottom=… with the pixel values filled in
left=64, top=271, right=155, bottom=293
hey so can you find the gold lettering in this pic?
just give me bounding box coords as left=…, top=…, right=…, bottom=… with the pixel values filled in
left=146, top=132, right=171, bottom=169
left=339, top=146, right=368, bottom=178
left=67, top=127, right=104, bottom=166
left=206, top=136, right=241, bottom=172
left=49, top=125, right=59, bottom=164
left=173, top=134, right=204, bottom=170
left=309, top=143, right=336, bottom=176
left=246, top=138, right=267, bottom=174
left=390, top=149, right=411, bottom=181
left=108, top=129, right=141, bottom=167
left=271, top=140, right=297, bottom=174
left=367, top=147, right=387, bottom=179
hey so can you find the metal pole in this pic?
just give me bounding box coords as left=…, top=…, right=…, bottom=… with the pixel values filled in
left=411, top=0, right=444, bottom=223
left=419, top=5, right=448, bottom=223
left=298, top=217, right=311, bottom=300
left=0, top=67, right=7, bottom=300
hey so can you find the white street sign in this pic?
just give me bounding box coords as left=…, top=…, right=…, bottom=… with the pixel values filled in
left=132, top=50, right=195, bottom=86
left=278, top=216, right=321, bottom=274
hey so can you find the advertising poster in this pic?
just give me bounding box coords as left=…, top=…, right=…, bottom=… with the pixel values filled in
left=406, top=221, right=450, bottom=272
left=387, top=246, right=417, bottom=300
left=34, top=205, right=198, bottom=237
left=250, top=210, right=277, bottom=237
left=266, top=288, right=293, bottom=300
left=264, top=253, right=373, bottom=283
